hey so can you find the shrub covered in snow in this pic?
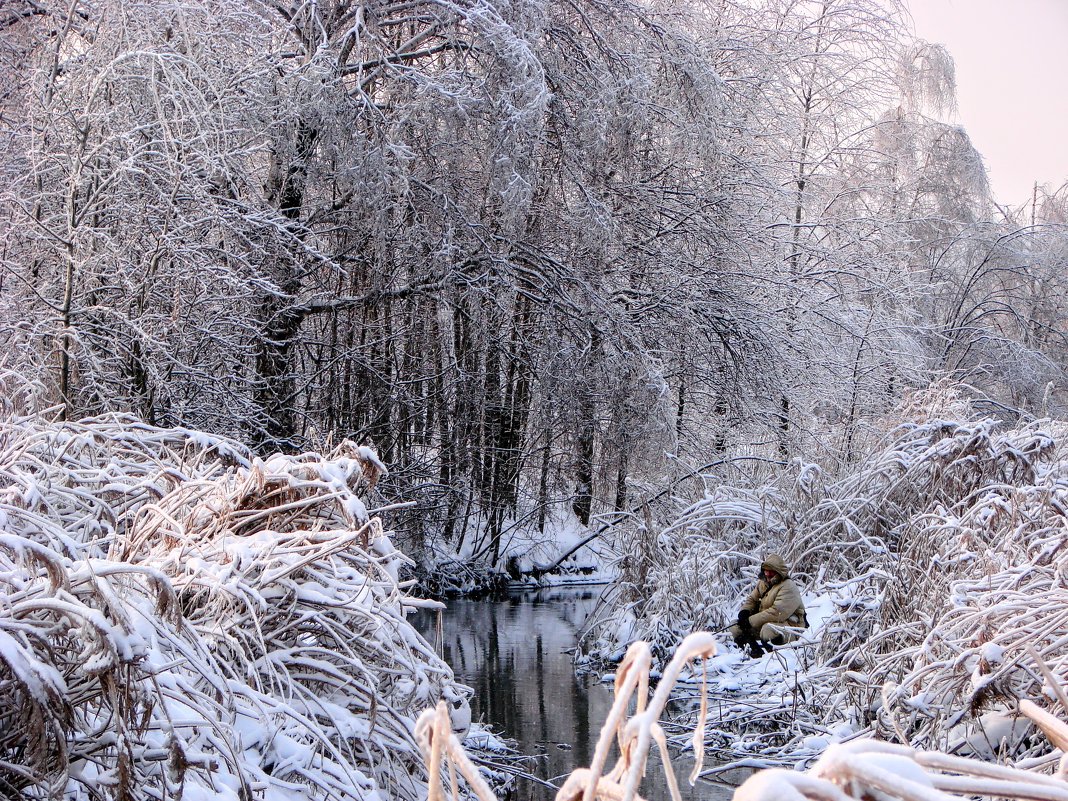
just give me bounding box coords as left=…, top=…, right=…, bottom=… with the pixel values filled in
left=0, top=408, right=472, bottom=800
left=582, top=387, right=1068, bottom=770
left=422, top=631, right=1068, bottom=801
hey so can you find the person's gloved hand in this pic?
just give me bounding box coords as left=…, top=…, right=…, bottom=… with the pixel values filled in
left=737, top=609, right=752, bottom=630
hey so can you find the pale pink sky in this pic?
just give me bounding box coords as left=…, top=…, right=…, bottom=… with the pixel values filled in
left=906, top=0, right=1068, bottom=207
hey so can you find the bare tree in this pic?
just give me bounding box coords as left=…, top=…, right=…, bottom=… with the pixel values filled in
left=9, top=0, right=1060, bottom=575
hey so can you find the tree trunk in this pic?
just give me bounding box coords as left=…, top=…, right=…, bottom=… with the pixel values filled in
left=253, top=119, right=319, bottom=452
left=537, top=434, right=552, bottom=534
left=488, top=295, right=534, bottom=563
left=614, top=451, right=628, bottom=512
left=58, top=241, right=75, bottom=421
left=252, top=298, right=303, bottom=451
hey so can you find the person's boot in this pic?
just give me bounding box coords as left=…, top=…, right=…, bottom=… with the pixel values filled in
left=735, top=633, right=753, bottom=657
left=747, top=639, right=770, bottom=658
left=734, top=629, right=758, bottom=653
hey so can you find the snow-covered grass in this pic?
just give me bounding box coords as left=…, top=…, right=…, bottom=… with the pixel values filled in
left=581, top=385, right=1068, bottom=773
left=422, top=630, right=1068, bottom=801
left=0, top=408, right=476, bottom=800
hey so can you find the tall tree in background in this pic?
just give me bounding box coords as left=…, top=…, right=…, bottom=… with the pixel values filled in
left=756, top=0, right=906, bottom=460
left=1, top=0, right=275, bottom=430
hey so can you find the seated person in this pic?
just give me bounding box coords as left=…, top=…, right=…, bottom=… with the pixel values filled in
left=731, top=553, right=807, bottom=658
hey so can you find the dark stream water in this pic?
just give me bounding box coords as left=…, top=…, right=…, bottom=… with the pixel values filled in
left=414, top=587, right=733, bottom=801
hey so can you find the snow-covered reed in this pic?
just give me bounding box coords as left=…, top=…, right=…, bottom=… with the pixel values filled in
left=583, top=385, right=1068, bottom=770
left=420, top=632, right=719, bottom=801
left=423, top=632, right=1068, bottom=801
left=735, top=727, right=1068, bottom=801
left=0, top=408, right=471, bottom=800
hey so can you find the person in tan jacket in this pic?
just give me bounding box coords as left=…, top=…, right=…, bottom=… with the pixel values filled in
left=730, top=553, right=807, bottom=658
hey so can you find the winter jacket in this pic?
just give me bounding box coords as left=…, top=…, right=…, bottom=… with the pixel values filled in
left=741, top=553, right=807, bottom=631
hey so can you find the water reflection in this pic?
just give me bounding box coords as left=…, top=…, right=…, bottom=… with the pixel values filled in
left=414, top=587, right=732, bottom=801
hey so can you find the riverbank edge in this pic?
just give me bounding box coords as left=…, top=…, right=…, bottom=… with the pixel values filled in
left=410, top=561, right=616, bottom=601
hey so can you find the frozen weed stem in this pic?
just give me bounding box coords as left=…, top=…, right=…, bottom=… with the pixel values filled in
left=419, top=632, right=718, bottom=801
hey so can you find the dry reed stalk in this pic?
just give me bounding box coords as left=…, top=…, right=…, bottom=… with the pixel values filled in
left=418, top=632, right=717, bottom=801
left=734, top=734, right=1068, bottom=801
left=416, top=701, right=498, bottom=801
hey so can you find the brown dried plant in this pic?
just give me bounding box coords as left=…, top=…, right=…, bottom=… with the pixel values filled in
left=419, top=632, right=718, bottom=801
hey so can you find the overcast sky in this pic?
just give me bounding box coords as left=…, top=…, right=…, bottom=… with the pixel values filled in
left=906, top=0, right=1068, bottom=207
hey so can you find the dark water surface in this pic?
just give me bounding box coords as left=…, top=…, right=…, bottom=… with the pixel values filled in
left=414, top=587, right=733, bottom=801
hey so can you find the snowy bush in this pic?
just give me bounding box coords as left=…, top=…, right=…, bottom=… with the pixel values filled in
left=0, top=408, right=472, bottom=800
left=583, top=386, right=1068, bottom=770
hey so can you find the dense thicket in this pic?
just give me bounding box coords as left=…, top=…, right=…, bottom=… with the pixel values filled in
left=0, top=386, right=473, bottom=800
left=3, top=0, right=1068, bottom=567
left=581, top=384, right=1068, bottom=774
